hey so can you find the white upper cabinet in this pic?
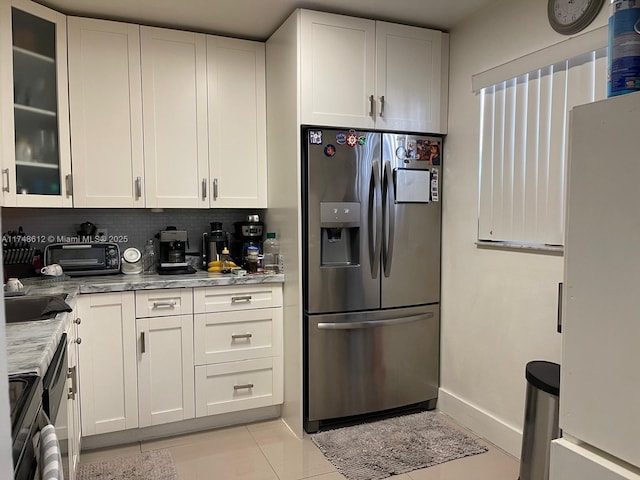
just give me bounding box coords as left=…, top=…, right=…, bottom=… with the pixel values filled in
left=68, top=17, right=144, bottom=208
left=375, top=22, right=448, bottom=134
left=300, top=10, right=376, bottom=129
left=0, top=0, right=72, bottom=206
left=140, top=26, right=209, bottom=208
left=207, top=36, right=267, bottom=208
left=299, top=10, right=449, bottom=134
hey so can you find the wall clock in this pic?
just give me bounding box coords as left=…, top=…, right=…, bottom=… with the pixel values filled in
left=548, top=0, right=605, bottom=35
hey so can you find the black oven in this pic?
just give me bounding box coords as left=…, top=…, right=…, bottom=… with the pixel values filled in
left=9, top=333, right=67, bottom=480
left=9, top=374, right=42, bottom=480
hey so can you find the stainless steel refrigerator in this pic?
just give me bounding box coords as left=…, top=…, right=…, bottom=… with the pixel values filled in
left=303, top=127, right=442, bottom=432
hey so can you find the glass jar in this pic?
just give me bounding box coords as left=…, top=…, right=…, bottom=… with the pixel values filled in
left=245, top=246, right=261, bottom=273
left=142, top=239, right=157, bottom=274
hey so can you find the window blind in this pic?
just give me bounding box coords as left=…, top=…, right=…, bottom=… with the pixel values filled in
left=477, top=47, right=607, bottom=247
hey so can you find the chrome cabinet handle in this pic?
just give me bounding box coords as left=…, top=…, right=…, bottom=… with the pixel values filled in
left=152, top=301, right=176, bottom=309
left=135, top=176, right=142, bottom=199
left=75, top=317, right=81, bottom=325
left=369, top=94, right=375, bottom=117
left=141, top=331, right=146, bottom=353
left=233, top=383, right=254, bottom=390
left=67, top=366, right=77, bottom=400
left=65, top=174, right=73, bottom=197
left=231, top=295, right=252, bottom=303
left=379, top=95, right=385, bottom=117
left=231, top=333, right=252, bottom=340
left=2, top=168, right=9, bottom=192
left=202, top=178, right=207, bottom=199
left=75, top=337, right=82, bottom=344
left=213, top=178, right=218, bottom=200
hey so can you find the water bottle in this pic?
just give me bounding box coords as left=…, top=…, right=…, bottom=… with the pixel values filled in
left=142, top=239, right=157, bottom=274
left=263, top=232, right=280, bottom=273
left=220, top=247, right=232, bottom=274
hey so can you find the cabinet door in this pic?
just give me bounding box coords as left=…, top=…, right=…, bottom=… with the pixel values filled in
left=66, top=317, right=81, bottom=480
left=0, top=0, right=72, bottom=206
left=68, top=17, right=144, bottom=207
left=207, top=36, right=267, bottom=208
left=375, top=22, right=448, bottom=134
left=300, top=10, right=375, bottom=129
left=77, top=292, right=138, bottom=435
left=137, top=314, right=194, bottom=427
left=141, top=26, right=208, bottom=208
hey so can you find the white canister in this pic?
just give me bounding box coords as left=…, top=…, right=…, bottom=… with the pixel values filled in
left=609, top=0, right=640, bottom=96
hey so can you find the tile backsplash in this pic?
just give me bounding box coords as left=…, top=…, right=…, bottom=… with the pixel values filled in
left=2, top=207, right=264, bottom=254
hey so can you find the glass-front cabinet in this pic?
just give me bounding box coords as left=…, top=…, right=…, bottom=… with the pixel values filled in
left=0, top=0, right=71, bottom=206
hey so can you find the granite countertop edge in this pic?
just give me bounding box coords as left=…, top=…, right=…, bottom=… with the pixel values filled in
left=6, top=292, right=77, bottom=377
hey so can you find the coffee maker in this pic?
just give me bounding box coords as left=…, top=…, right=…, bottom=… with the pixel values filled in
left=231, top=215, right=264, bottom=268
left=202, top=222, right=230, bottom=268
left=158, top=228, right=196, bottom=275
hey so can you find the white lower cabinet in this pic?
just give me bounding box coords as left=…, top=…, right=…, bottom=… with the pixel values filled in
left=195, top=357, right=281, bottom=416
left=66, top=314, right=81, bottom=480
left=77, top=292, right=138, bottom=436
left=136, top=314, right=195, bottom=427
left=193, top=285, right=283, bottom=418
left=77, top=284, right=282, bottom=438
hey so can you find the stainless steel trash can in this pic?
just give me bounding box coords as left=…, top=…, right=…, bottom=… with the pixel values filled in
left=518, top=360, right=560, bottom=480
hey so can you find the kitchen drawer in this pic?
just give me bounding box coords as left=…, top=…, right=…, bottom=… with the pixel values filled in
left=194, top=307, right=283, bottom=365
left=193, top=285, right=282, bottom=313
left=194, top=357, right=282, bottom=416
left=135, top=288, right=193, bottom=317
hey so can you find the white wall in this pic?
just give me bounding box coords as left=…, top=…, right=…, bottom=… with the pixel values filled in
left=440, top=0, right=608, bottom=457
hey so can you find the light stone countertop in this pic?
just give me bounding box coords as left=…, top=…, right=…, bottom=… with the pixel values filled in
left=6, top=271, right=284, bottom=377
left=6, top=292, right=77, bottom=377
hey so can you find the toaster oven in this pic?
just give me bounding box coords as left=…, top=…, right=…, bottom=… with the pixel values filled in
left=44, top=242, right=121, bottom=276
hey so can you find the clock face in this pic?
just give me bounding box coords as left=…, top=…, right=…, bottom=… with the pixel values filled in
left=548, top=0, right=605, bottom=35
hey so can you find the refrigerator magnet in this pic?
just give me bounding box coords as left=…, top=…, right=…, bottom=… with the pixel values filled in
left=336, top=132, right=347, bottom=145
left=346, top=130, right=358, bottom=147
left=358, top=135, right=367, bottom=145
left=309, top=130, right=323, bottom=145
left=324, top=144, right=336, bottom=157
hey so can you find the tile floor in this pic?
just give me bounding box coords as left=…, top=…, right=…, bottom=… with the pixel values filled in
left=79, top=412, right=520, bottom=480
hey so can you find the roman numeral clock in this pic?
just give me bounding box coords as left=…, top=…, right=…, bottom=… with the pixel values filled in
left=548, top=0, right=605, bottom=34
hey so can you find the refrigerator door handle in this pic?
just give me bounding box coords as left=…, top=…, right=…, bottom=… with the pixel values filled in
left=317, top=312, right=434, bottom=330
left=368, top=160, right=382, bottom=278
left=382, top=160, right=396, bottom=277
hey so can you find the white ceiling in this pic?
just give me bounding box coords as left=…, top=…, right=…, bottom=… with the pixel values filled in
left=36, top=0, right=496, bottom=41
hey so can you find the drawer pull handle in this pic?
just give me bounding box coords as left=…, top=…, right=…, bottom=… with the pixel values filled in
left=231, top=333, right=252, bottom=340
left=231, top=295, right=252, bottom=303
left=233, top=383, right=254, bottom=391
left=153, top=301, right=177, bottom=309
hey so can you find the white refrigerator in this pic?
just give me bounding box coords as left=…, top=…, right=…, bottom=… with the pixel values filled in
left=550, top=91, right=640, bottom=479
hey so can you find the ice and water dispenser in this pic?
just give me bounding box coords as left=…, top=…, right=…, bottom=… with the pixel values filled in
left=320, top=202, right=360, bottom=266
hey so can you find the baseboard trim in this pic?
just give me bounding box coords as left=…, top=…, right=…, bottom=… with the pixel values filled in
left=438, top=387, right=522, bottom=458
left=82, top=405, right=281, bottom=451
